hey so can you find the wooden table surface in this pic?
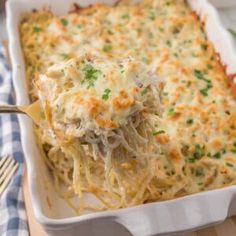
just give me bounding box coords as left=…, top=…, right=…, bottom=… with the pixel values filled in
left=22, top=169, right=236, bottom=236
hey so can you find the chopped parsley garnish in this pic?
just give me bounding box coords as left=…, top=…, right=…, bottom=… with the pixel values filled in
left=166, top=1, right=173, bottom=6
left=141, top=88, right=148, bottom=96
left=199, top=81, right=213, bottom=96
left=148, top=10, right=156, bottom=21
left=121, top=13, right=129, bottom=19
left=226, top=163, right=234, bottom=167
left=163, top=92, right=168, bottom=96
left=174, top=53, right=179, bottom=57
left=166, top=40, right=172, bottom=47
left=199, top=88, right=209, bottom=96
left=82, top=64, right=101, bottom=89
left=222, top=148, right=226, bottom=154
left=103, top=43, right=113, bottom=52
left=60, top=18, right=68, bottom=26
left=193, top=144, right=204, bottom=160
left=186, top=157, right=195, bottom=163
left=195, top=168, right=204, bottom=176
left=77, top=24, right=81, bottom=29
left=141, top=57, right=150, bottom=64
left=102, top=89, right=111, bottom=100
left=228, top=28, right=236, bottom=39
left=60, top=53, right=69, bottom=60
left=198, top=182, right=203, bottom=186
left=167, top=107, right=175, bottom=116
left=213, top=152, right=221, bottom=159
left=186, top=118, right=193, bottom=125
left=136, top=28, right=142, bottom=33
left=207, top=64, right=213, bottom=70
left=231, top=149, right=236, bottom=153
left=33, top=26, right=41, bottom=33
left=153, top=130, right=165, bottom=135
left=193, top=69, right=211, bottom=83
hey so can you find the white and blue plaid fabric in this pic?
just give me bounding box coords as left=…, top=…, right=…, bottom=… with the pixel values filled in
left=0, top=45, right=29, bottom=236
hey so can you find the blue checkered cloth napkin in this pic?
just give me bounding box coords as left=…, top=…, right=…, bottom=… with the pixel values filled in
left=0, top=45, right=29, bottom=235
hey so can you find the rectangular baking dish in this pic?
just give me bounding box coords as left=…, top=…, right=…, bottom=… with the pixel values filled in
left=6, top=0, right=236, bottom=235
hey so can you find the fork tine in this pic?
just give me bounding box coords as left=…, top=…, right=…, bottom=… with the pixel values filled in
left=0, top=155, right=13, bottom=177
left=0, top=158, right=15, bottom=184
left=0, top=155, right=9, bottom=168
left=0, top=162, right=19, bottom=194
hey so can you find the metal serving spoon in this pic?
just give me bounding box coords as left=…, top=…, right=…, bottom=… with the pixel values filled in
left=0, top=101, right=43, bottom=125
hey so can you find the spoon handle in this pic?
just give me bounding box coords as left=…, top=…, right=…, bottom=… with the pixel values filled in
left=0, top=105, right=25, bottom=114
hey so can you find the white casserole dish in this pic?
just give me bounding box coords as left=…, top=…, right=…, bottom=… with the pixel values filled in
left=6, top=0, right=236, bottom=235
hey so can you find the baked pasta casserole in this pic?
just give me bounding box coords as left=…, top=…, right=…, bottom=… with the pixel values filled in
left=20, top=0, right=236, bottom=214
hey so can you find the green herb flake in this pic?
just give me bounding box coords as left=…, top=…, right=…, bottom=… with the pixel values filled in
left=173, top=53, right=179, bottom=58
left=163, top=92, right=168, bottom=96
left=186, top=157, right=195, bottom=163
left=60, top=18, right=68, bottom=26
left=199, top=88, right=209, bottom=96
left=153, top=130, right=165, bottom=136
left=199, top=83, right=213, bottom=97
left=231, top=149, right=236, bottom=154
left=166, top=1, right=172, bottom=6
left=33, top=26, right=41, bottom=33
left=166, top=40, right=172, bottom=47
left=195, top=168, right=204, bottom=177
left=141, top=88, right=148, bottom=96
left=102, top=88, right=111, bottom=100
left=148, top=10, right=156, bottom=21
left=141, top=57, right=150, bottom=65
left=167, top=107, right=175, bottom=116
left=186, top=118, right=193, bottom=125
left=82, top=64, right=102, bottom=88
left=77, top=24, right=82, bottom=29
left=121, top=13, right=129, bottom=19
left=207, top=64, right=213, bottom=70
left=193, top=144, right=204, bottom=160
left=193, top=69, right=211, bottom=83
left=213, top=151, right=221, bottom=159
left=60, top=53, right=69, bottom=60
left=103, top=43, right=113, bottom=52
left=198, top=182, right=203, bottom=186
left=221, top=149, right=226, bottom=154
left=226, top=162, right=234, bottom=167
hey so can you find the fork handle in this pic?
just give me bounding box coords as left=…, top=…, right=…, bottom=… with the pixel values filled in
left=0, top=105, right=25, bottom=114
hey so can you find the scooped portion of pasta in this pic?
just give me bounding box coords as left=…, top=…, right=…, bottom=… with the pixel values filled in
left=37, top=54, right=164, bottom=212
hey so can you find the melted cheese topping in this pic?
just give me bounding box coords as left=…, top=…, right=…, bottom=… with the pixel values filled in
left=38, top=55, right=160, bottom=136
left=20, top=0, right=236, bottom=211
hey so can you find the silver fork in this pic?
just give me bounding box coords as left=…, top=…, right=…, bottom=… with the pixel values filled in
left=0, top=155, right=19, bottom=195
